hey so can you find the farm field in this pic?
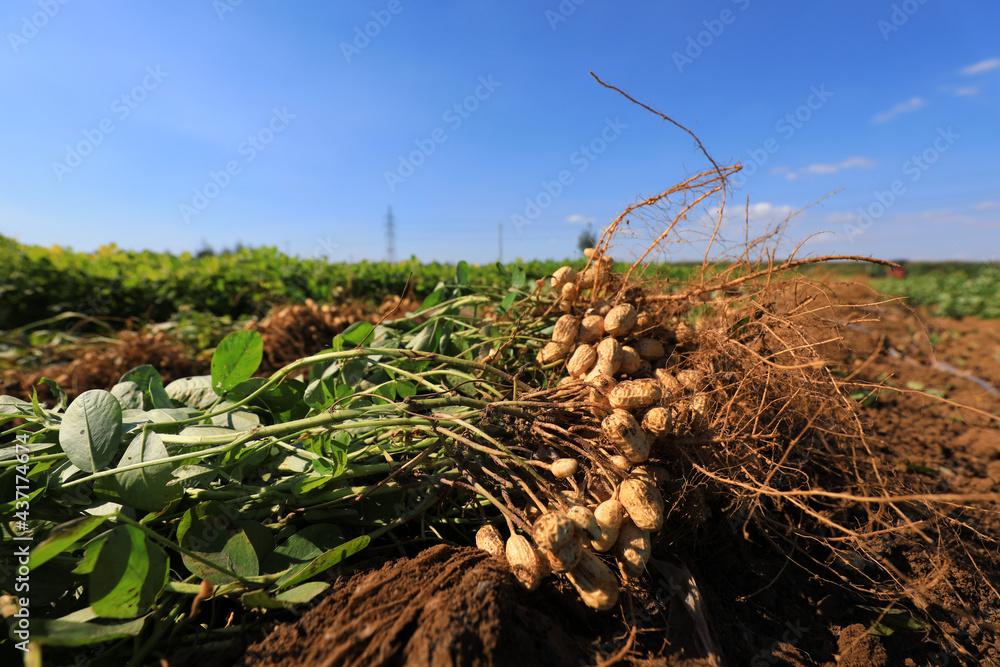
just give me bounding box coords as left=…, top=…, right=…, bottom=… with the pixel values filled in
left=2, top=238, right=999, bottom=666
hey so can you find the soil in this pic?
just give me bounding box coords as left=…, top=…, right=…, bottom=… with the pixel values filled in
left=6, top=284, right=1000, bottom=666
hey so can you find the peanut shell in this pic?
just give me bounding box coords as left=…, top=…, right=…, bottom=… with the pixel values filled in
left=567, top=550, right=619, bottom=611
left=578, top=314, right=605, bottom=344
left=608, top=379, right=662, bottom=411
left=616, top=519, right=651, bottom=577
left=619, top=346, right=642, bottom=375
left=552, top=314, right=581, bottom=345
left=551, top=458, right=579, bottom=479
left=591, top=499, right=624, bottom=552
left=476, top=524, right=505, bottom=558
left=532, top=512, right=575, bottom=551
left=619, top=477, right=664, bottom=531
left=506, top=535, right=549, bottom=591
left=567, top=344, right=597, bottom=377
left=550, top=265, right=576, bottom=290
left=536, top=341, right=571, bottom=365
left=604, top=304, right=637, bottom=337
left=634, top=337, right=665, bottom=361
left=602, top=409, right=650, bottom=462
left=541, top=538, right=582, bottom=572
left=641, top=406, right=673, bottom=438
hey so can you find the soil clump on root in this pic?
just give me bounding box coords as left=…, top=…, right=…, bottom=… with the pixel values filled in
left=236, top=545, right=596, bottom=667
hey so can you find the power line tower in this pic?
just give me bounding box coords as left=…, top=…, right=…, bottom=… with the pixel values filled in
left=386, top=206, right=395, bottom=263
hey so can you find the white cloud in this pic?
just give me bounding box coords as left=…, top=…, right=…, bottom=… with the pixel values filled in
left=873, top=96, right=926, bottom=123
left=976, top=201, right=1000, bottom=211
left=784, top=156, right=876, bottom=178
left=565, top=213, right=594, bottom=224
left=824, top=212, right=857, bottom=225
left=770, top=166, right=798, bottom=180
left=960, top=57, right=1000, bottom=76
left=955, top=86, right=979, bottom=96
left=747, top=202, right=794, bottom=218
left=803, top=163, right=839, bottom=175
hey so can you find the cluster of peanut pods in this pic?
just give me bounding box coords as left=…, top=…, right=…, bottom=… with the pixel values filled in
left=478, top=251, right=714, bottom=610
left=476, top=466, right=665, bottom=611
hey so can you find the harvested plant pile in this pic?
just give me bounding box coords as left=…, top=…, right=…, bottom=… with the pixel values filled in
left=3, top=97, right=998, bottom=665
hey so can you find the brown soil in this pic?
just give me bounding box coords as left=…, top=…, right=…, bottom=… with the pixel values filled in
left=0, top=296, right=416, bottom=403
left=235, top=545, right=598, bottom=667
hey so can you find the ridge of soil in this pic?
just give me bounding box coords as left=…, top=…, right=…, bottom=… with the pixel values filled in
left=235, top=545, right=596, bottom=667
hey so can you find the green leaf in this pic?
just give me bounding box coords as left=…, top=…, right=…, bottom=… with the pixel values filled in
left=38, top=377, right=68, bottom=412
left=0, top=488, right=42, bottom=522
left=210, top=409, right=260, bottom=432
left=73, top=530, right=110, bottom=575
left=417, top=286, right=446, bottom=312
left=110, top=381, right=144, bottom=411
left=114, top=430, right=183, bottom=512
left=164, top=375, right=220, bottom=410
left=857, top=605, right=931, bottom=636
left=176, top=502, right=260, bottom=583
left=394, top=380, right=417, bottom=399
left=25, top=616, right=146, bottom=646
left=89, top=525, right=168, bottom=618
left=28, top=516, right=108, bottom=569
left=211, top=330, right=264, bottom=395
left=242, top=581, right=329, bottom=609
left=293, top=474, right=334, bottom=496
left=339, top=321, right=374, bottom=347
left=0, top=395, right=32, bottom=418
left=456, top=260, right=469, bottom=286
left=406, top=321, right=438, bottom=353
left=121, top=365, right=173, bottom=409
left=511, top=265, right=526, bottom=289
left=262, top=524, right=345, bottom=574
left=59, top=389, right=123, bottom=473
left=498, top=291, right=517, bottom=314
left=275, top=534, right=370, bottom=590
left=303, top=377, right=335, bottom=411
left=227, top=377, right=305, bottom=414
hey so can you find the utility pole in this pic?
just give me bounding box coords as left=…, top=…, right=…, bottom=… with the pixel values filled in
left=386, top=206, right=395, bottom=263
left=498, top=222, right=503, bottom=264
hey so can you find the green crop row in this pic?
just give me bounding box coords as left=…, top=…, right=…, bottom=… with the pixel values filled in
left=0, top=235, right=697, bottom=330
left=872, top=264, right=1000, bottom=319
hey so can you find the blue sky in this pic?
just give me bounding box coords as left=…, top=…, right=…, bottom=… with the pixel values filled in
left=1, top=1, right=998, bottom=264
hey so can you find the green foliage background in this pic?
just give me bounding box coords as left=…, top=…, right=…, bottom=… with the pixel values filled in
left=0, top=235, right=696, bottom=329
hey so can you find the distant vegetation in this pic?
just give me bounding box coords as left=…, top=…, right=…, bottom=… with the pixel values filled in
left=4, top=234, right=997, bottom=330
left=0, top=235, right=696, bottom=329
left=872, top=263, right=1000, bottom=319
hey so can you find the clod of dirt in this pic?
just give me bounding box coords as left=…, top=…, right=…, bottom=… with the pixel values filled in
left=236, top=545, right=597, bottom=667
left=834, top=624, right=887, bottom=667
